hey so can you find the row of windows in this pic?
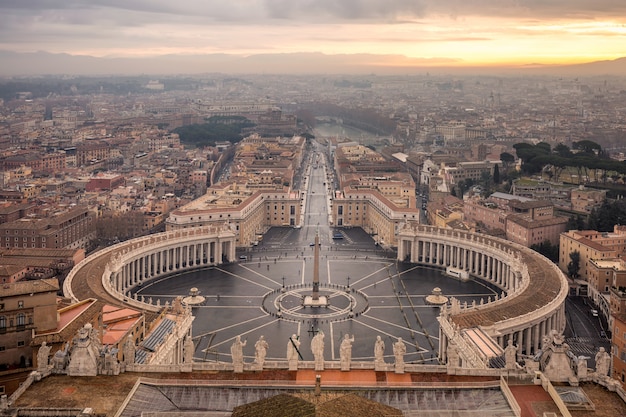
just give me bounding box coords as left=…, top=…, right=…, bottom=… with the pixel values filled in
left=4, top=237, right=45, bottom=242
left=0, top=313, right=27, bottom=327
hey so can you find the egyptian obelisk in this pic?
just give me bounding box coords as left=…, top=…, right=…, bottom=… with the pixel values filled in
left=303, top=229, right=328, bottom=307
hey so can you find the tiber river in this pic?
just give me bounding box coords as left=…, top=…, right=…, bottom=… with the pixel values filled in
left=313, top=122, right=390, bottom=148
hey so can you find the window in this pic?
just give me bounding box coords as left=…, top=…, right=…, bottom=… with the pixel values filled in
left=18, top=300, right=23, bottom=308
left=17, top=313, right=25, bottom=326
left=0, top=316, right=5, bottom=328
left=17, top=341, right=25, bottom=347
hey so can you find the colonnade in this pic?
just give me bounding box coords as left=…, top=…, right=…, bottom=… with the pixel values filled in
left=64, top=225, right=237, bottom=310
left=113, top=239, right=232, bottom=294
left=397, top=224, right=568, bottom=365
left=400, top=237, right=517, bottom=291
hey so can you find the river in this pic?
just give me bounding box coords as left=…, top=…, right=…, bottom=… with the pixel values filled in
left=313, top=122, right=390, bottom=147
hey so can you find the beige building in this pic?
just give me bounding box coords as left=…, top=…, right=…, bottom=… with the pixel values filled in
left=331, top=189, right=420, bottom=247
left=0, top=278, right=59, bottom=368
left=559, top=226, right=626, bottom=281
left=610, top=282, right=626, bottom=389
left=506, top=214, right=568, bottom=247
left=463, top=193, right=567, bottom=245
left=166, top=183, right=301, bottom=247
left=571, top=186, right=607, bottom=213
left=0, top=206, right=96, bottom=250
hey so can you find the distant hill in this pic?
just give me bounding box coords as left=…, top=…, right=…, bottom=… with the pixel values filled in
left=0, top=50, right=624, bottom=77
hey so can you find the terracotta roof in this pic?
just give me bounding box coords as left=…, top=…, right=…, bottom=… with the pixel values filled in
left=1, top=277, right=59, bottom=297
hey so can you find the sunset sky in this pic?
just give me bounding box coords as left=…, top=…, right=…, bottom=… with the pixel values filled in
left=1, top=0, right=625, bottom=66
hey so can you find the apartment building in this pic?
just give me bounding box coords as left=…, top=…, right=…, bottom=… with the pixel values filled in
left=511, top=179, right=572, bottom=208
left=331, top=189, right=420, bottom=247
left=166, top=183, right=301, bottom=247
left=612, top=310, right=626, bottom=389
left=559, top=226, right=626, bottom=281
left=571, top=186, right=607, bottom=214
left=0, top=278, right=59, bottom=368
left=0, top=206, right=96, bottom=250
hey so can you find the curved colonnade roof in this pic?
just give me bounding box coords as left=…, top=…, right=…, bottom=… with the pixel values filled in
left=450, top=245, right=564, bottom=329
left=69, top=248, right=121, bottom=306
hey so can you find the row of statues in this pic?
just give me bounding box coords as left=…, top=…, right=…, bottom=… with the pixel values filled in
left=231, top=333, right=409, bottom=373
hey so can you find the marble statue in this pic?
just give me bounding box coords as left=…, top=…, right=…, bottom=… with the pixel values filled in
left=535, top=330, right=579, bottom=383
left=52, top=343, right=69, bottom=373
left=447, top=340, right=459, bottom=369
left=393, top=337, right=406, bottom=374
left=287, top=334, right=301, bottom=371
left=230, top=336, right=246, bottom=373
left=374, top=336, right=385, bottom=370
left=311, top=331, right=325, bottom=371
left=67, top=323, right=101, bottom=376
left=339, top=334, right=354, bottom=371
left=123, top=336, right=136, bottom=366
left=595, top=347, right=610, bottom=377
left=504, top=339, right=518, bottom=370
left=577, top=356, right=589, bottom=379
left=184, top=335, right=194, bottom=364
left=254, top=335, right=269, bottom=369
left=100, top=345, right=121, bottom=376
left=37, top=341, right=51, bottom=372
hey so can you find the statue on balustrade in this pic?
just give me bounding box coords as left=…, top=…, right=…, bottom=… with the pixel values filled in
left=374, top=336, right=385, bottom=370
left=37, top=341, right=51, bottom=372
left=254, top=335, right=269, bottom=369
left=123, top=336, right=136, bottom=366
left=393, top=337, right=406, bottom=374
left=287, top=334, right=301, bottom=370
left=231, top=335, right=246, bottom=373
left=595, top=347, right=610, bottom=378
left=339, top=334, right=354, bottom=371
left=504, top=339, right=518, bottom=370
left=311, top=331, right=325, bottom=371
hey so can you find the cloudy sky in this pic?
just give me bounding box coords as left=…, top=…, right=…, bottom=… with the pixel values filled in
left=1, top=0, right=625, bottom=66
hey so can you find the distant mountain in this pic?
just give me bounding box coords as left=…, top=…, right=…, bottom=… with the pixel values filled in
left=554, top=57, right=626, bottom=76
left=0, top=50, right=624, bottom=77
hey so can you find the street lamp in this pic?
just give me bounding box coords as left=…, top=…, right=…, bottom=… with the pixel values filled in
left=346, top=276, right=350, bottom=292
left=282, top=276, right=286, bottom=292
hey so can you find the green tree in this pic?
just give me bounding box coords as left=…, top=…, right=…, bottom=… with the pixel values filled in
left=573, top=140, right=602, bottom=154
left=493, top=164, right=500, bottom=184
left=554, top=143, right=572, bottom=157
left=530, top=240, right=560, bottom=263
left=566, top=215, right=585, bottom=231
left=567, top=251, right=581, bottom=279
left=500, top=152, right=515, bottom=168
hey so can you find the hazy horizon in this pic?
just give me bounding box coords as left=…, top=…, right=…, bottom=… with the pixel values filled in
left=1, top=50, right=625, bottom=77
left=2, top=1, right=626, bottom=75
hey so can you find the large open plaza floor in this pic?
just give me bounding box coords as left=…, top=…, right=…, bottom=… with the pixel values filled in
left=132, top=226, right=501, bottom=364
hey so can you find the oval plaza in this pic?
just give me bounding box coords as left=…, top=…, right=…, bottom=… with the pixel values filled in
left=65, top=218, right=567, bottom=369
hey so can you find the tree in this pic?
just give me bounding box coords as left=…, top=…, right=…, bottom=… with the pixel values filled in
left=573, top=140, right=602, bottom=154
left=566, top=215, right=585, bottom=231
left=500, top=152, right=515, bottom=171
left=554, top=143, right=572, bottom=158
left=500, top=152, right=515, bottom=164
left=567, top=251, right=581, bottom=279
left=493, top=164, right=500, bottom=184
left=530, top=240, right=559, bottom=263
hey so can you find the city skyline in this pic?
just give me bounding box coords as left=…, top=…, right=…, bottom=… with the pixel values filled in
left=1, top=0, right=625, bottom=70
